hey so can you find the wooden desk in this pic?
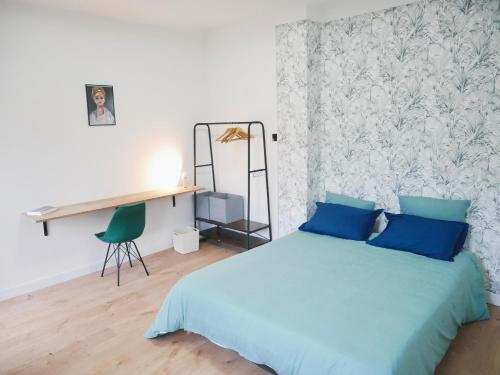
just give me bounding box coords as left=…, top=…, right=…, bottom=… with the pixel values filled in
left=25, top=185, right=203, bottom=236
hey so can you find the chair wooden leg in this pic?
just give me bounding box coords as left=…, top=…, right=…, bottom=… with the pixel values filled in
left=131, top=241, right=149, bottom=276
left=126, top=242, right=133, bottom=268
left=101, top=243, right=111, bottom=277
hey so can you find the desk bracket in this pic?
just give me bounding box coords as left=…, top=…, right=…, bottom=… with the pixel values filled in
left=172, top=195, right=176, bottom=207
left=43, top=221, right=48, bottom=236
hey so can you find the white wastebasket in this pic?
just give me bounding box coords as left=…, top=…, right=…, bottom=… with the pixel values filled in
left=172, top=227, right=200, bottom=254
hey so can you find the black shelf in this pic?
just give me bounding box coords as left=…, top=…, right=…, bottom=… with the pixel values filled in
left=200, top=227, right=270, bottom=251
left=193, top=122, right=273, bottom=251
left=196, top=217, right=269, bottom=234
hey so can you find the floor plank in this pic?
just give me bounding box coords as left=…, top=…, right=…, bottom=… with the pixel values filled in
left=0, top=243, right=498, bottom=374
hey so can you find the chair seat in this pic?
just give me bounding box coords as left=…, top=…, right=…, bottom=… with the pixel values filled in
left=95, top=231, right=142, bottom=243
left=95, top=231, right=114, bottom=243
left=96, top=203, right=148, bottom=286
left=95, top=203, right=145, bottom=244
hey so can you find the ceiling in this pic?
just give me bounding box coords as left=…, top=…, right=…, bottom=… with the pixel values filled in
left=16, top=0, right=308, bottom=30
left=15, top=0, right=414, bottom=30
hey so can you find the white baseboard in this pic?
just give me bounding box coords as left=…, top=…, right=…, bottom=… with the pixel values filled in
left=0, top=260, right=104, bottom=301
left=487, top=292, right=500, bottom=307
left=0, top=247, right=168, bottom=302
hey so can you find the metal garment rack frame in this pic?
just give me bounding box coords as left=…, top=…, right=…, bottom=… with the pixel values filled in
left=193, top=121, right=272, bottom=250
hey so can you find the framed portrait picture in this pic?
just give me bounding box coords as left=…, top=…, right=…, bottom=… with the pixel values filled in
left=85, top=84, right=116, bottom=126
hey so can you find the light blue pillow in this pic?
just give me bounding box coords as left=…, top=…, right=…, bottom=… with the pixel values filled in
left=399, top=195, right=470, bottom=222
left=325, top=191, right=375, bottom=211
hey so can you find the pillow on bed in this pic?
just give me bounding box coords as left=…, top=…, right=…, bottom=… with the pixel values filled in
left=299, top=202, right=383, bottom=241
left=453, top=223, right=469, bottom=257
left=325, top=191, right=375, bottom=210
left=367, top=213, right=469, bottom=261
left=399, top=195, right=470, bottom=222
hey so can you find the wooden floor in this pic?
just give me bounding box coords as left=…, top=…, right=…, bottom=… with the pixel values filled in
left=0, top=243, right=498, bottom=375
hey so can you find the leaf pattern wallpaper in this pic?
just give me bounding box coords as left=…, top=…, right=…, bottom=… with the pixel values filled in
left=276, top=21, right=310, bottom=233
left=276, top=0, right=500, bottom=296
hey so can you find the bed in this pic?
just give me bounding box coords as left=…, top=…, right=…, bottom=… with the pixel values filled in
left=145, top=230, right=489, bottom=375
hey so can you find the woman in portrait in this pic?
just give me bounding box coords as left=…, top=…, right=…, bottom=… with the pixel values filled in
left=89, top=86, right=115, bottom=125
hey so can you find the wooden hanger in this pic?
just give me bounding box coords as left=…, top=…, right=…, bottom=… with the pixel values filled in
left=232, top=128, right=250, bottom=141
left=216, top=127, right=237, bottom=143
left=216, top=127, right=251, bottom=143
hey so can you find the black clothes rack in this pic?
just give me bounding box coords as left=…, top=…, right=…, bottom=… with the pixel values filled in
left=193, top=121, right=272, bottom=250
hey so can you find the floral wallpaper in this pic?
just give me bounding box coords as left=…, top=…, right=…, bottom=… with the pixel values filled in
left=276, top=21, right=310, bottom=236
left=276, top=0, right=500, bottom=295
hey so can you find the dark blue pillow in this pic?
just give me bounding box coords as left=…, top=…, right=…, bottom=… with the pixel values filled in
left=299, top=202, right=383, bottom=241
left=367, top=213, right=469, bottom=261
left=453, top=223, right=469, bottom=256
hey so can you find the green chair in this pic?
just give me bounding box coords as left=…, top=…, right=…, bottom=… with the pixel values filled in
left=95, top=202, right=149, bottom=286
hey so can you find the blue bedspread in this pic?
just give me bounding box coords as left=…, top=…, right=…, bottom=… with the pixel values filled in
left=145, top=231, right=489, bottom=375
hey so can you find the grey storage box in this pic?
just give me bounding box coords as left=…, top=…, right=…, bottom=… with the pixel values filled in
left=195, top=191, right=212, bottom=220
left=195, top=191, right=244, bottom=224
left=209, top=193, right=244, bottom=224
left=195, top=192, right=213, bottom=230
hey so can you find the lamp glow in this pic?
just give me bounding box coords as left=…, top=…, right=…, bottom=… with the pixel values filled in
left=147, top=149, right=182, bottom=189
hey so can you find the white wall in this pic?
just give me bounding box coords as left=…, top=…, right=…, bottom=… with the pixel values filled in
left=201, top=21, right=282, bottom=235
left=0, top=0, right=442, bottom=300
left=0, top=2, right=205, bottom=299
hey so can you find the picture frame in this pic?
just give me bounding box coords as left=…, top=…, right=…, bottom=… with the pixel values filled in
left=85, top=84, right=116, bottom=126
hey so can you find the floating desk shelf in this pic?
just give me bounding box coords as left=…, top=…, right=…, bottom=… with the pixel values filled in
left=25, top=185, right=203, bottom=236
